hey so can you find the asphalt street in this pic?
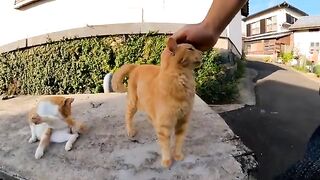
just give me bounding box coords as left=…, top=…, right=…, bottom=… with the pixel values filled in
left=221, top=60, right=320, bottom=180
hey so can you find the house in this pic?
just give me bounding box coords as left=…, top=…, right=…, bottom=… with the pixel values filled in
left=243, top=1, right=308, bottom=58
left=290, top=16, right=320, bottom=64
left=0, top=0, right=249, bottom=59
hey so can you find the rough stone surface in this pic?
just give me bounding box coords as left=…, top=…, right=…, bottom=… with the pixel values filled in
left=209, top=104, right=245, bottom=114
left=0, top=94, right=248, bottom=180
left=238, top=68, right=257, bottom=106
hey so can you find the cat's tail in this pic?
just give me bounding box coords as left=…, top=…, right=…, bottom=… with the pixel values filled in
left=105, top=64, right=138, bottom=93
left=103, top=73, right=114, bottom=93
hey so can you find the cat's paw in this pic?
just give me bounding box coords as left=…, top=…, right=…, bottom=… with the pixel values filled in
left=65, top=133, right=79, bottom=151
left=65, top=144, right=72, bottom=151
left=173, top=153, right=184, bottom=161
left=28, top=137, right=37, bottom=143
left=161, top=159, right=172, bottom=168
left=35, top=148, right=44, bottom=159
left=127, top=128, right=137, bottom=138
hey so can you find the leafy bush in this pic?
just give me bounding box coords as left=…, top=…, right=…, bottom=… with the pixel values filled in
left=195, top=51, right=240, bottom=104
left=0, top=34, right=241, bottom=104
left=281, top=52, right=293, bottom=63
left=235, top=54, right=246, bottom=79
left=313, top=65, right=320, bottom=77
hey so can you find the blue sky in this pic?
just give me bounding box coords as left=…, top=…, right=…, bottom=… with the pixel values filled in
left=250, top=0, right=320, bottom=15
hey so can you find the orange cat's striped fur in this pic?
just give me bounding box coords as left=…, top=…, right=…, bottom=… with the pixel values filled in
left=111, top=37, right=202, bottom=168
left=28, top=96, right=86, bottom=159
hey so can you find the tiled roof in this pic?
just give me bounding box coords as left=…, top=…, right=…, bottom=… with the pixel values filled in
left=290, top=16, right=320, bottom=30
left=244, top=32, right=291, bottom=42
left=243, top=1, right=308, bottom=21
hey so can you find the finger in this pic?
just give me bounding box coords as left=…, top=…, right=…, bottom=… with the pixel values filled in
left=171, top=34, right=186, bottom=44
left=171, top=29, right=187, bottom=44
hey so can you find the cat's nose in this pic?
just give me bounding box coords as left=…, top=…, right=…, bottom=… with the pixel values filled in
left=34, top=120, right=41, bottom=125
left=32, top=115, right=42, bottom=124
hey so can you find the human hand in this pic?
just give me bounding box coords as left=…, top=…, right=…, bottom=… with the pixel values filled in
left=171, top=23, right=219, bottom=52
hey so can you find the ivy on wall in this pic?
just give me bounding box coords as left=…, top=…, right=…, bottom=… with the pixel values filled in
left=0, top=34, right=242, bottom=104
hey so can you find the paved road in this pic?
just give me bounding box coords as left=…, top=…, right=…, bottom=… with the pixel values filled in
left=220, top=60, right=320, bottom=180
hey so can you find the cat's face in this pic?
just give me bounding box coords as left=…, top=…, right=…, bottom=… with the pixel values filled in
left=161, top=37, right=203, bottom=70
left=46, top=96, right=74, bottom=118
left=35, top=96, right=75, bottom=128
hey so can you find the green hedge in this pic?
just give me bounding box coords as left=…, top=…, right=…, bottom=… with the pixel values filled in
left=313, top=65, right=320, bottom=77
left=0, top=34, right=241, bottom=104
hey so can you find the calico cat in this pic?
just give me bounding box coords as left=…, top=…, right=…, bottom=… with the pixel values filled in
left=28, top=96, right=86, bottom=159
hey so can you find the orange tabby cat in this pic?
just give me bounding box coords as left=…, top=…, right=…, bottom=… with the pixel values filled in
left=28, top=96, right=86, bottom=159
left=111, top=37, right=202, bottom=168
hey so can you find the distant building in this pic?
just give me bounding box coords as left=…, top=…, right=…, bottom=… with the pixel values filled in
left=242, top=2, right=308, bottom=57
left=290, top=16, right=320, bottom=63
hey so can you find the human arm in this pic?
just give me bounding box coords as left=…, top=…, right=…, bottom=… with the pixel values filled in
left=172, top=0, right=248, bottom=51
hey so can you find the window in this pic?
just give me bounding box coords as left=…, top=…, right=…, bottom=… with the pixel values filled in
left=286, top=14, right=297, bottom=24
left=310, top=42, right=320, bottom=54
left=266, top=16, right=277, bottom=32
left=250, top=21, right=260, bottom=35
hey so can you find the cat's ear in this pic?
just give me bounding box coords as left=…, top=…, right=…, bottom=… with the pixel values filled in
left=64, top=98, right=74, bottom=105
left=167, top=37, right=177, bottom=55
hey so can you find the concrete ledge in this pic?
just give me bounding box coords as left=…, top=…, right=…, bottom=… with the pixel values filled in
left=0, top=39, right=27, bottom=53
left=0, top=23, right=186, bottom=53
left=0, top=23, right=237, bottom=54
left=0, top=94, right=250, bottom=179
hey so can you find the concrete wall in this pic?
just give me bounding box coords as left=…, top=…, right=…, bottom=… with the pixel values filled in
left=0, top=0, right=242, bottom=54
left=293, top=31, right=320, bottom=61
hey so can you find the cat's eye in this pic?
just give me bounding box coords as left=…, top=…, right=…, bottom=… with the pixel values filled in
left=187, top=48, right=194, bottom=51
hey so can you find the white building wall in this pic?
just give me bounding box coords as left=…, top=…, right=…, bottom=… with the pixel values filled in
left=0, top=0, right=137, bottom=46
left=0, top=0, right=241, bottom=52
left=227, top=12, right=243, bottom=54
left=277, top=9, right=289, bottom=32
left=285, top=9, right=306, bottom=19
left=243, top=8, right=306, bottom=37
left=241, top=18, right=246, bottom=36
left=245, top=11, right=281, bottom=28
left=294, top=31, right=320, bottom=60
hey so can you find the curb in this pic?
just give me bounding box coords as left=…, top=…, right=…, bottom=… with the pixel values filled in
left=271, top=62, right=320, bottom=84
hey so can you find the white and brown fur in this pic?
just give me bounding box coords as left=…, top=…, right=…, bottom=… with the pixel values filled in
left=28, top=96, right=86, bottom=159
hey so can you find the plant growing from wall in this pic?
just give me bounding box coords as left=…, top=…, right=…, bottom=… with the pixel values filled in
left=280, top=52, right=293, bottom=64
